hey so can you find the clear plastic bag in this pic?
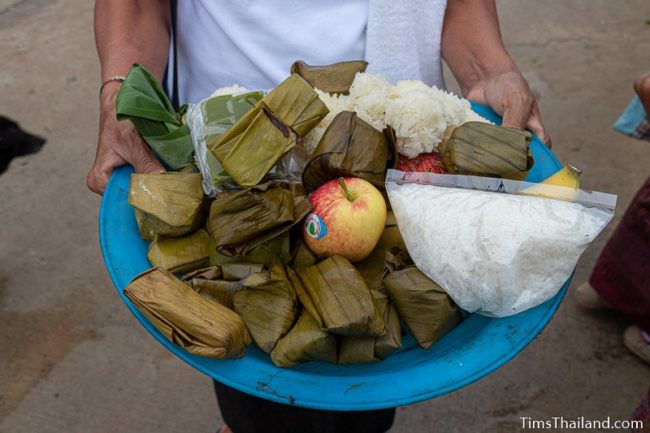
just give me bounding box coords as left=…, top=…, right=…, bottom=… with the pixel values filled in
left=185, top=90, right=306, bottom=196
left=385, top=169, right=617, bottom=317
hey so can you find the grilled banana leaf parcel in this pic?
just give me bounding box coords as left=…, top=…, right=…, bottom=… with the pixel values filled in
left=294, top=256, right=385, bottom=337
left=443, top=121, right=533, bottom=179
left=270, top=309, right=337, bottom=368
left=384, top=266, right=460, bottom=349
left=124, top=267, right=251, bottom=358
left=233, top=263, right=299, bottom=353
left=290, top=60, right=368, bottom=95
left=116, top=64, right=193, bottom=170
left=208, top=74, right=328, bottom=186
left=129, top=172, right=204, bottom=240
left=206, top=182, right=311, bottom=257
left=147, top=229, right=214, bottom=274
left=302, top=111, right=390, bottom=190
left=334, top=289, right=402, bottom=364
left=182, top=263, right=264, bottom=308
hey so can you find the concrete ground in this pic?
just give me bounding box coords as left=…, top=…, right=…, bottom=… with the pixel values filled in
left=1, top=1, right=649, bottom=432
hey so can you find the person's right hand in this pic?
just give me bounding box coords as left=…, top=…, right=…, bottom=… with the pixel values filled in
left=86, top=82, right=165, bottom=195
left=634, top=70, right=650, bottom=116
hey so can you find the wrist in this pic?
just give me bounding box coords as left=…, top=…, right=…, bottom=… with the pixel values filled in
left=460, top=55, right=518, bottom=96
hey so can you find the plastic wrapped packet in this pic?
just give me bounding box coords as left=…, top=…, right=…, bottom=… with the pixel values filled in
left=385, top=169, right=617, bottom=317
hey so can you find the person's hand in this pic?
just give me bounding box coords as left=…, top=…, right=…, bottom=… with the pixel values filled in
left=465, top=70, right=551, bottom=148
left=634, top=70, right=650, bottom=116
left=86, top=82, right=165, bottom=195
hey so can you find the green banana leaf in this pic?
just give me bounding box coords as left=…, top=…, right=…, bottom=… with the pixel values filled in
left=294, top=256, right=385, bottom=337
left=290, top=60, right=368, bottom=95
left=207, top=74, right=328, bottom=187
left=116, top=64, right=194, bottom=170
left=302, top=111, right=389, bottom=191
left=233, top=263, right=300, bottom=354
left=183, top=263, right=264, bottom=309
left=147, top=229, right=215, bottom=274
left=212, top=233, right=292, bottom=267
left=207, top=182, right=311, bottom=257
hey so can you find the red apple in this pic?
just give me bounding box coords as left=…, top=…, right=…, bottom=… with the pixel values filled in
left=304, top=177, right=387, bottom=262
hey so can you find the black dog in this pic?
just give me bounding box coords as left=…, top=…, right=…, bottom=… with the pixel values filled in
left=0, top=116, right=46, bottom=175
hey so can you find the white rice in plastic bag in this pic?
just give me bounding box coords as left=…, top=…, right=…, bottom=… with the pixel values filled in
left=386, top=182, right=614, bottom=317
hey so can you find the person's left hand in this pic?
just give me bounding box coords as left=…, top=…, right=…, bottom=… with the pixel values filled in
left=465, top=70, right=551, bottom=148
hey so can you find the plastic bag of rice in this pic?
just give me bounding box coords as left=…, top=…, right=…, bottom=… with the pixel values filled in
left=385, top=170, right=617, bottom=317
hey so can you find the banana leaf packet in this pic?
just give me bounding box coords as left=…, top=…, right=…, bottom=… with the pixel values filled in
left=206, top=182, right=311, bottom=257
left=302, top=111, right=390, bottom=191
left=293, top=256, right=385, bottom=337
left=384, top=266, right=460, bottom=349
left=124, top=267, right=252, bottom=358
left=270, top=309, right=338, bottom=368
left=147, top=229, right=215, bottom=274
left=208, top=74, right=329, bottom=186
left=233, top=263, right=300, bottom=354
left=290, top=60, right=368, bottom=95
left=443, top=122, right=533, bottom=180
left=128, top=172, right=204, bottom=240
left=182, top=263, right=264, bottom=309
left=337, top=288, right=402, bottom=364
left=116, top=64, right=194, bottom=170
left=212, top=234, right=292, bottom=268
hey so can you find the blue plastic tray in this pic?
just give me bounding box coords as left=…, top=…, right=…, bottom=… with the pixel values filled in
left=99, top=103, right=568, bottom=411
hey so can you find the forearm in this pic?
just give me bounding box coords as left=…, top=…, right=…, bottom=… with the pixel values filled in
left=95, top=0, right=171, bottom=83
left=441, top=0, right=516, bottom=96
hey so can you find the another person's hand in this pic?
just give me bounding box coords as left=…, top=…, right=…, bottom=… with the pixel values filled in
left=87, top=82, right=165, bottom=195
left=465, top=70, right=551, bottom=147
left=634, top=70, right=650, bottom=116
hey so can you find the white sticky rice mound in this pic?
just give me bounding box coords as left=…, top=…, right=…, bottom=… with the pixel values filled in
left=304, top=72, right=490, bottom=157
left=211, top=84, right=251, bottom=97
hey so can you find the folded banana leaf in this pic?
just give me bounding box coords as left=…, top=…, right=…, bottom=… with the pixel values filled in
left=291, top=60, right=368, bottom=95
left=115, top=64, right=193, bottom=169
left=124, top=267, right=251, bottom=358
left=262, top=73, right=330, bottom=136
left=270, top=309, right=337, bottom=368
left=384, top=266, right=460, bottom=349
left=218, top=107, right=299, bottom=186
left=211, top=233, right=292, bottom=267
left=147, top=229, right=214, bottom=274
left=208, top=74, right=328, bottom=186
left=233, top=263, right=299, bottom=353
left=183, top=263, right=264, bottom=308
left=290, top=239, right=318, bottom=269
left=337, top=335, right=377, bottom=364
left=207, top=182, right=311, bottom=256
left=371, top=287, right=402, bottom=359
left=294, top=256, right=384, bottom=337
left=302, top=111, right=389, bottom=191
left=201, top=91, right=265, bottom=144
left=129, top=172, right=204, bottom=240
left=443, top=122, right=533, bottom=179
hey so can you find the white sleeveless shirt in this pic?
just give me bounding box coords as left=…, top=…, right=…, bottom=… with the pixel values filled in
left=172, top=0, right=447, bottom=104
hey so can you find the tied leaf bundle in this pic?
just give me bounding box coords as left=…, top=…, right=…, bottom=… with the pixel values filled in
left=147, top=229, right=215, bottom=274
left=183, top=263, right=264, bottom=309
left=302, top=111, right=390, bottom=191
left=270, top=309, right=337, bottom=368
left=206, top=182, right=311, bottom=257
left=116, top=65, right=194, bottom=170
left=208, top=74, right=329, bottom=186
left=384, top=266, right=460, bottom=349
left=443, top=122, right=533, bottom=179
left=233, top=263, right=300, bottom=354
left=124, top=267, right=251, bottom=358
left=128, top=172, right=204, bottom=240
left=293, top=256, right=385, bottom=337
left=291, top=60, right=368, bottom=95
